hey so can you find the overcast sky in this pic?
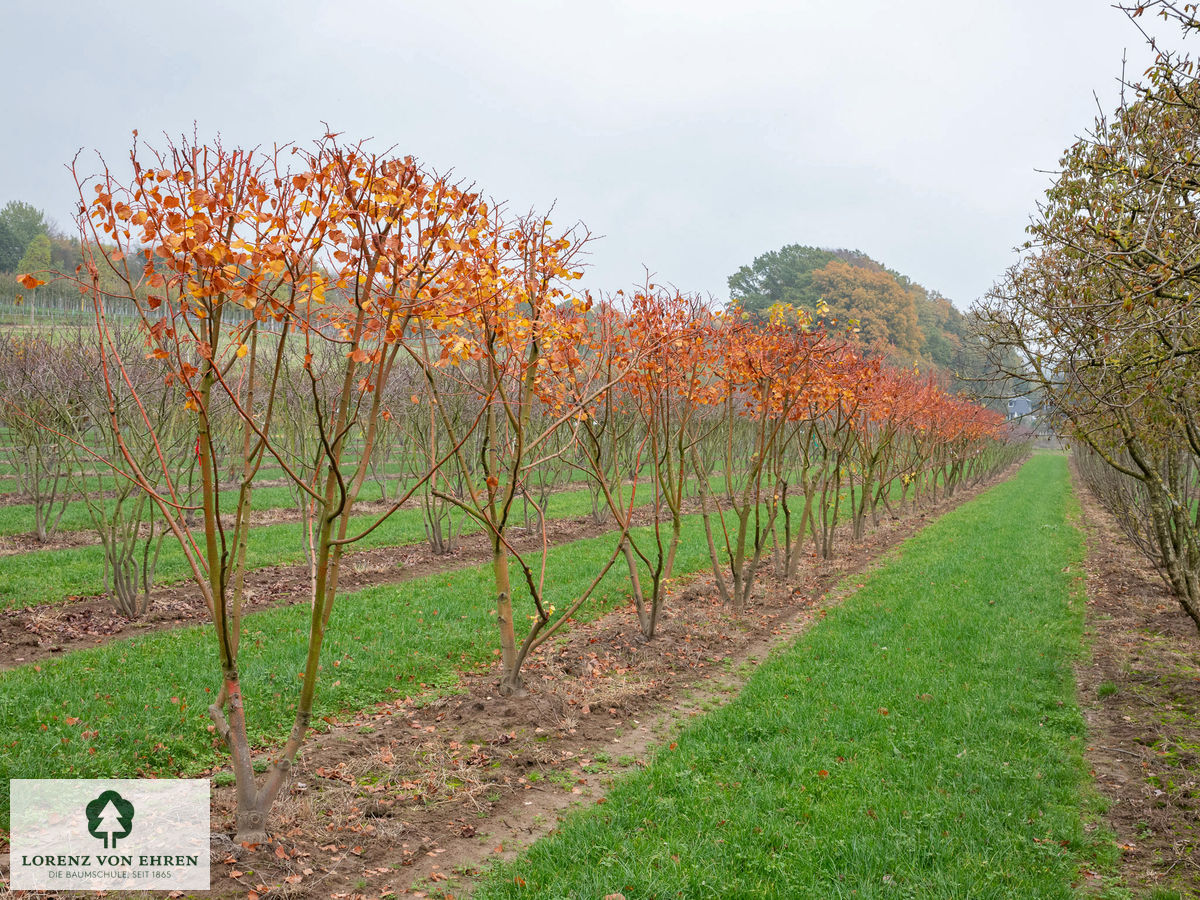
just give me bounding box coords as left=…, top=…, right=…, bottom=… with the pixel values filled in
left=1, top=1, right=1179, bottom=308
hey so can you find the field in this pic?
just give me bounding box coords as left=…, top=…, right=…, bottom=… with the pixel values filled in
left=0, top=136, right=1197, bottom=899
left=10, top=1, right=1200, bottom=896
left=1, top=448, right=1197, bottom=898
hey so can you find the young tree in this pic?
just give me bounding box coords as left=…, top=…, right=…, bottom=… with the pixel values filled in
left=47, top=326, right=192, bottom=616
left=698, top=308, right=832, bottom=608
left=572, top=287, right=713, bottom=637
left=407, top=213, right=649, bottom=691
left=0, top=331, right=74, bottom=541
left=0, top=200, right=48, bottom=260
left=55, top=133, right=493, bottom=841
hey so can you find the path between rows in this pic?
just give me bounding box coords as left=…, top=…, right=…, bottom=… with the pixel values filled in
left=463, top=453, right=1101, bottom=898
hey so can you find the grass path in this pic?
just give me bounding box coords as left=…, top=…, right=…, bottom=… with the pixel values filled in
left=476, top=454, right=1118, bottom=899
left=0, top=479, right=618, bottom=608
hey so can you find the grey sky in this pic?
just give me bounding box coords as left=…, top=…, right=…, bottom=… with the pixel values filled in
left=1, top=1, right=1173, bottom=308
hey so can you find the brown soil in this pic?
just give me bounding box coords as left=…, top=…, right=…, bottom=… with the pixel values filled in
left=1072, top=463, right=1200, bottom=897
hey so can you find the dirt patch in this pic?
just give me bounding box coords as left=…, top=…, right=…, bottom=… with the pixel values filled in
left=1072, top=462, right=1200, bottom=897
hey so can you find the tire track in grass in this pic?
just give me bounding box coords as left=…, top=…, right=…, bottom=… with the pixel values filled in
left=475, top=454, right=1120, bottom=899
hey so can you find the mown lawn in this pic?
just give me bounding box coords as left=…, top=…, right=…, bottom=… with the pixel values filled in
left=476, top=454, right=1119, bottom=899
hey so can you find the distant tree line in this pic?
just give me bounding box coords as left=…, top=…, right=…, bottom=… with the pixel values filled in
left=0, top=201, right=86, bottom=277
left=727, top=244, right=989, bottom=393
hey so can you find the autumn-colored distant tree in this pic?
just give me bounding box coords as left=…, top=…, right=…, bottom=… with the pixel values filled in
left=727, top=244, right=982, bottom=383
left=808, top=259, right=921, bottom=356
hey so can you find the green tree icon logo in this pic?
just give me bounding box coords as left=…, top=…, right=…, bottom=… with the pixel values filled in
left=85, top=790, right=135, bottom=849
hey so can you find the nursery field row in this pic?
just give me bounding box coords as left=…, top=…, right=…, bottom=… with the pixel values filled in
left=0, top=468, right=933, bottom=610
left=476, top=454, right=1115, bottom=898
left=0, top=457, right=394, bottom=499
left=0, top=514, right=726, bottom=825
left=0, top=464, right=604, bottom=539
left=0, top=478, right=653, bottom=609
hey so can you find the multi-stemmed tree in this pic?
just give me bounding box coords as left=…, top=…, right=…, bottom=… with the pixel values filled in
left=56, top=134, right=498, bottom=841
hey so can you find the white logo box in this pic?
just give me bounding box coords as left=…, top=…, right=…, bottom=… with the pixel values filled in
left=10, top=779, right=210, bottom=891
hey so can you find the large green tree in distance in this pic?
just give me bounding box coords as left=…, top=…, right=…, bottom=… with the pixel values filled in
left=728, top=243, right=979, bottom=382
left=0, top=201, right=48, bottom=267
left=727, top=244, right=881, bottom=312
left=0, top=221, right=21, bottom=272
left=727, top=244, right=837, bottom=311
left=0, top=200, right=87, bottom=281
left=16, top=233, right=51, bottom=279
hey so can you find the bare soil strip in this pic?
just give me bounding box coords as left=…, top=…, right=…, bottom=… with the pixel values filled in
left=1072, top=462, right=1200, bottom=897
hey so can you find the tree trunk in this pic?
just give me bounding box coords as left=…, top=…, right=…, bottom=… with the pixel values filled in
left=494, top=536, right=523, bottom=695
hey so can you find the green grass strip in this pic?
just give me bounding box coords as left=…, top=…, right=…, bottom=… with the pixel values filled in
left=0, top=483, right=336, bottom=537
left=0, top=460, right=602, bottom=536
left=0, top=470, right=738, bottom=609
left=0, top=513, right=724, bottom=828
left=476, top=454, right=1116, bottom=899
left=0, top=480, right=617, bottom=609
left=0, top=462, right=435, bottom=535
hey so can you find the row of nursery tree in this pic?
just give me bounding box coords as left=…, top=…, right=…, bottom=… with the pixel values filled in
left=15, top=133, right=1018, bottom=841
left=978, top=1, right=1200, bottom=634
